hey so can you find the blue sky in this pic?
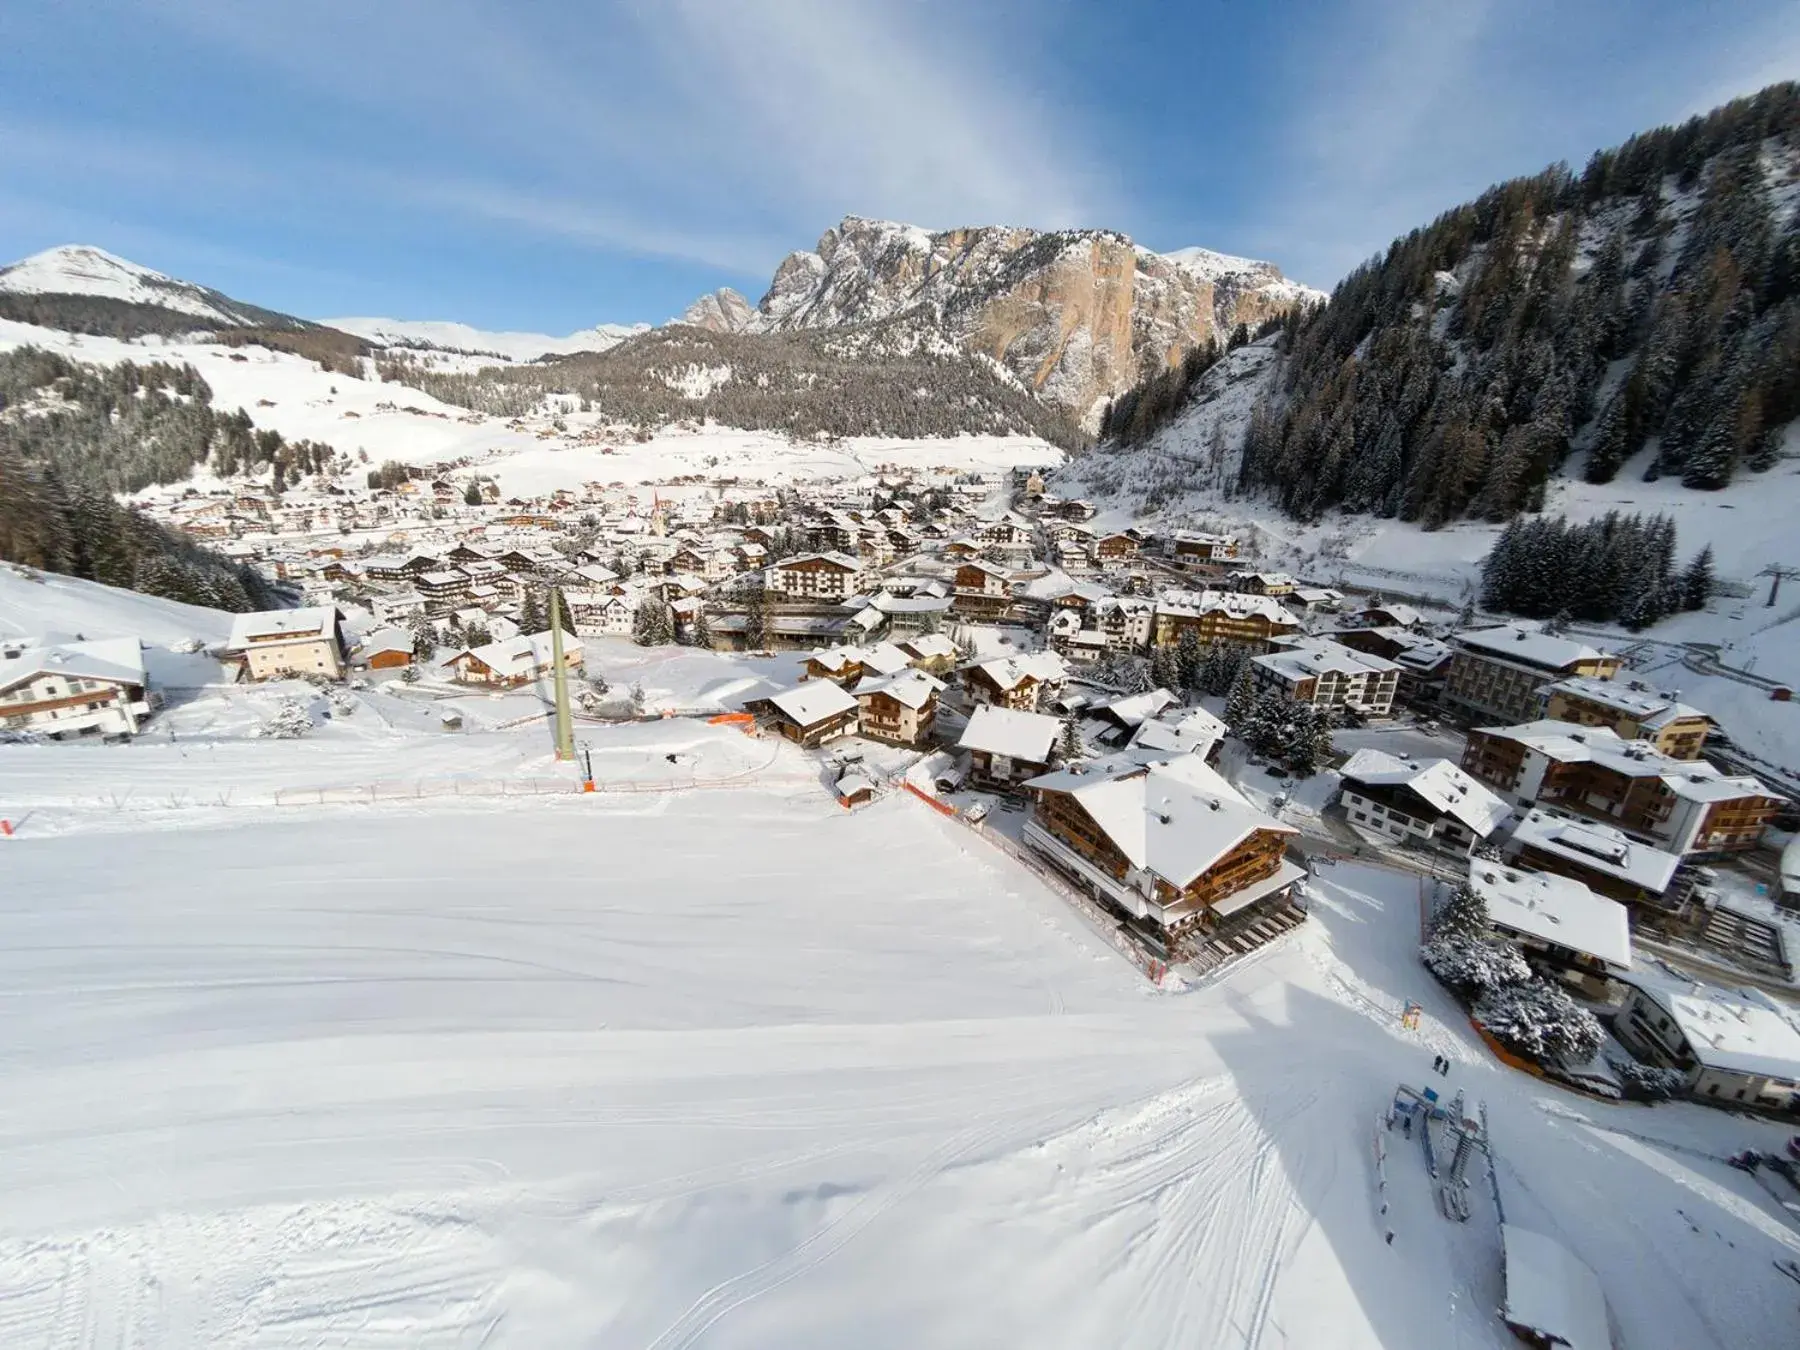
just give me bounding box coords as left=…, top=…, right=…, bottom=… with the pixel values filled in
left=2, top=0, right=1795, bottom=332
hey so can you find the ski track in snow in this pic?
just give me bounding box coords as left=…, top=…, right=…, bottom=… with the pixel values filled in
left=3, top=741, right=1799, bottom=1348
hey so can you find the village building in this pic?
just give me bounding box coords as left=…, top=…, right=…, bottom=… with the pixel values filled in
left=445, top=629, right=583, bottom=687
left=1541, top=677, right=1712, bottom=760
left=1251, top=638, right=1402, bottom=718
left=1169, top=531, right=1238, bottom=565
left=767, top=552, right=865, bottom=602
left=1332, top=626, right=1454, bottom=706
left=0, top=635, right=151, bottom=739
left=958, top=704, right=1061, bottom=788
left=892, top=632, right=960, bottom=674
left=1613, top=972, right=1800, bottom=1112
left=355, top=629, right=415, bottom=670
left=1337, top=749, right=1512, bottom=854
left=853, top=669, right=945, bottom=746
left=801, top=641, right=912, bottom=688
left=1504, top=807, right=1684, bottom=907
left=227, top=607, right=349, bottom=682
left=1127, top=706, right=1229, bottom=761
left=960, top=651, right=1068, bottom=712
left=952, top=559, right=1016, bottom=620
left=755, top=681, right=860, bottom=747
left=1442, top=625, right=1621, bottom=724
left=1022, top=751, right=1304, bottom=962
left=416, top=568, right=477, bottom=615
left=1093, top=532, right=1142, bottom=566
left=1152, top=590, right=1300, bottom=652
left=1461, top=720, right=1783, bottom=856
left=1467, top=860, right=1633, bottom=996
left=1227, top=569, right=1297, bottom=597
left=1093, top=596, right=1156, bottom=651
left=564, top=590, right=637, bottom=638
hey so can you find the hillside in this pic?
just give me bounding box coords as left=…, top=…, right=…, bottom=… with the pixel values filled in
left=684, top=215, right=1323, bottom=420
left=325, top=315, right=648, bottom=363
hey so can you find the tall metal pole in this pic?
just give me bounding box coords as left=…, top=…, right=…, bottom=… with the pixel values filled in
left=549, top=587, right=574, bottom=761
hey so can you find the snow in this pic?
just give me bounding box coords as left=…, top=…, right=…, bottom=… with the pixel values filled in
left=957, top=704, right=1060, bottom=761
left=0, top=244, right=251, bottom=325
left=325, top=315, right=646, bottom=361
left=767, top=679, right=858, bottom=726
left=1500, top=1224, right=1612, bottom=1350
left=1630, top=970, right=1800, bottom=1080
left=2, top=722, right=1798, bottom=1347
left=1468, top=860, right=1634, bottom=970
left=1338, top=748, right=1513, bottom=837
left=1454, top=623, right=1612, bottom=671
left=1509, top=808, right=1683, bottom=895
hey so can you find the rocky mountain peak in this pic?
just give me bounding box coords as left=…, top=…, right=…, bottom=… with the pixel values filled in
left=679, top=287, right=756, bottom=333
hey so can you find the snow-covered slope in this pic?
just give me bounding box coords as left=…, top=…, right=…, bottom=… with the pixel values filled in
left=326, top=316, right=646, bottom=362
left=0, top=564, right=235, bottom=648
left=0, top=245, right=298, bottom=328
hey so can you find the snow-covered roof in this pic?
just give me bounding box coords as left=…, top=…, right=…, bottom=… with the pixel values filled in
left=776, top=551, right=862, bottom=572
left=858, top=641, right=914, bottom=678
left=972, top=651, right=1067, bottom=691
left=1509, top=809, right=1682, bottom=893
left=1098, top=688, right=1181, bottom=728
left=1544, top=676, right=1708, bottom=728
left=1454, top=625, right=1613, bottom=673
left=357, top=628, right=413, bottom=658
left=1360, top=602, right=1423, bottom=627
left=226, top=607, right=339, bottom=651
left=768, top=680, right=859, bottom=727
left=0, top=635, right=146, bottom=692
left=1481, top=721, right=1779, bottom=802
left=1629, top=973, right=1800, bottom=1078
left=1024, top=752, right=1292, bottom=891
left=1338, top=749, right=1511, bottom=837
left=958, top=705, right=1060, bottom=762
left=1155, top=588, right=1299, bottom=627
left=856, top=669, right=944, bottom=710
left=1128, top=707, right=1228, bottom=757
left=459, top=629, right=580, bottom=678
left=1254, top=639, right=1400, bottom=683
left=1501, top=1225, right=1611, bottom=1350
left=1468, top=862, right=1632, bottom=969
left=897, top=633, right=959, bottom=660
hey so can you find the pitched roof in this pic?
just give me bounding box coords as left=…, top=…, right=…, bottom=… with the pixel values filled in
left=226, top=606, right=339, bottom=651
left=768, top=680, right=858, bottom=727
left=1025, top=752, right=1292, bottom=890
left=0, top=635, right=146, bottom=692
left=856, top=668, right=945, bottom=710
left=459, top=629, right=581, bottom=678
left=1509, top=808, right=1682, bottom=893
left=1154, top=588, right=1299, bottom=627
left=957, top=705, right=1060, bottom=762
left=972, top=650, right=1067, bottom=691
left=1454, top=624, right=1613, bottom=671
left=1468, top=861, right=1632, bottom=969
left=1338, top=749, right=1511, bottom=836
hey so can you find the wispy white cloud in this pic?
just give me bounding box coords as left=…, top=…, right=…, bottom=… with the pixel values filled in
left=146, top=0, right=1114, bottom=276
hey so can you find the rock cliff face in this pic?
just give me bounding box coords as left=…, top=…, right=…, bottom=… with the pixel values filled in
left=686, top=217, right=1322, bottom=421
left=680, top=287, right=756, bottom=333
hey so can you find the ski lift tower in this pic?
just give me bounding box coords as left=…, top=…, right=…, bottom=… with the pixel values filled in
left=1757, top=564, right=1800, bottom=608
left=549, top=588, right=575, bottom=762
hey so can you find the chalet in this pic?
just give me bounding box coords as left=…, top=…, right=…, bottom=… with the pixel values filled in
left=1090, top=688, right=1182, bottom=745
left=952, top=560, right=1015, bottom=619
left=1443, top=625, right=1620, bottom=724
left=1353, top=603, right=1425, bottom=630
left=767, top=552, right=864, bottom=602
left=942, top=539, right=984, bottom=562
left=369, top=590, right=426, bottom=625
left=1613, top=971, right=1800, bottom=1112
left=1336, top=749, right=1511, bottom=854
left=961, top=651, right=1068, bottom=711
left=1542, top=677, right=1711, bottom=760
left=1461, top=720, right=1783, bottom=856
left=227, top=607, right=349, bottom=682
left=0, top=635, right=151, bottom=739
left=1094, top=532, right=1142, bottom=565
left=756, top=681, right=860, bottom=747
left=1467, top=861, right=1633, bottom=997
left=445, top=629, right=583, bottom=687
left=417, top=568, right=476, bottom=615
left=1287, top=586, right=1344, bottom=613
left=1504, top=807, right=1684, bottom=907
left=1169, top=531, right=1238, bottom=565
left=1251, top=639, right=1401, bottom=718
left=894, top=632, right=960, bottom=674
left=1093, top=596, right=1155, bottom=651
left=854, top=669, right=945, bottom=746
left=355, top=628, right=415, bottom=670
left=958, top=705, right=1061, bottom=788
left=1227, top=570, right=1296, bottom=597
left=1152, top=590, right=1300, bottom=652
left=1127, top=706, right=1228, bottom=761
left=1022, top=751, right=1303, bottom=962
left=975, top=513, right=1035, bottom=548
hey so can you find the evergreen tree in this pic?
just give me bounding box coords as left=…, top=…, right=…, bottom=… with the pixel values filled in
left=690, top=607, right=714, bottom=650
left=1174, top=628, right=1205, bottom=692
left=1060, top=718, right=1083, bottom=761
left=1225, top=662, right=1257, bottom=731
left=519, top=587, right=546, bottom=633
left=632, top=598, right=674, bottom=646
left=1150, top=645, right=1180, bottom=692
left=1680, top=543, right=1715, bottom=610
left=463, top=481, right=482, bottom=506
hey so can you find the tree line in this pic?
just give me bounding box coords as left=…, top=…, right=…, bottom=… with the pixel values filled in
left=1479, top=510, right=1713, bottom=629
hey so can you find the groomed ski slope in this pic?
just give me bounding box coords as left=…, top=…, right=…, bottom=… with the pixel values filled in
left=2, top=750, right=1797, bottom=1348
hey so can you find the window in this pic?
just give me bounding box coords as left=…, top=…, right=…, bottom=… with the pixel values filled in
left=1706, top=1083, right=1719, bottom=1096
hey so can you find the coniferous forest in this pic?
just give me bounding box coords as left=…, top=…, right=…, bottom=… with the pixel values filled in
left=1225, top=83, right=1800, bottom=525
left=0, top=348, right=288, bottom=611
left=1478, top=511, right=1713, bottom=629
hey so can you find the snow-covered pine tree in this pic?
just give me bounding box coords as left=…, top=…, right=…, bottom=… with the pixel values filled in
left=1680, top=544, right=1715, bottom=611
left=1175, top=628, right=1204, bottom=693
left=1224, top=662, right=1257, bottom=731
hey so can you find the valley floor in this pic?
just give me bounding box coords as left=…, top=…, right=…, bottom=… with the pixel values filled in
left=3, top=726, right=1797, bottom=1348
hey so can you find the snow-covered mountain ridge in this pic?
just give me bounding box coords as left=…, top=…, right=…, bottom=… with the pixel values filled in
left=680, top=215, right=1323, bottom=421
left=325, top=316, right=648, bottom=363
left=0, top=244, right=313, bottom=333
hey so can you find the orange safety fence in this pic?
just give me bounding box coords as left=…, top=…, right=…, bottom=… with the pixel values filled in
left=902, top=781, right=958, bottom=817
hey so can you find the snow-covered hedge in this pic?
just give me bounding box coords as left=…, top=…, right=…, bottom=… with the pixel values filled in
left=1605, top=1052, right=1686, bottom=1101
left=1421, top=933, right=1531, bottom=997
left=256, top=698, right=314, bottom=740
left=1474, top=981, right=1604, bottom=1064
